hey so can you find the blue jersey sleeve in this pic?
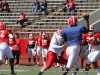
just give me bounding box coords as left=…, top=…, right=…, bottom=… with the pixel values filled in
left=61, top=29, right=67, bottom=42
left=81, top=25, right=88, bottom=33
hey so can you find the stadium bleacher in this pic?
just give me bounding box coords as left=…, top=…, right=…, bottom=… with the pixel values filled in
left=0, top=0, right=99, bottom=37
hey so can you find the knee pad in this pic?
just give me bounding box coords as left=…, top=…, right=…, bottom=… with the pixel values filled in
left=9, top=58, right=14, bottom=66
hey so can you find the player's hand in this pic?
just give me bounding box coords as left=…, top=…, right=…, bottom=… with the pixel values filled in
left=88, top=38, right=95, bottom=42
left=62, top=44, right=66, bottom=48
left=84, top=14, right=89, bottom=21
left=14, top=44, right=18, bottom=48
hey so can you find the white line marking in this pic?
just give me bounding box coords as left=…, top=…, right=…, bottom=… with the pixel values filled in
left=91, top=19, right=100, bottom=25
left=0, top=70, right=30, bottom=72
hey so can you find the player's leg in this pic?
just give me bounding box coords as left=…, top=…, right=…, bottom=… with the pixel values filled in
left=90, top=51, right=100, bottom=69
left=0, top=50, right=4, bottom=66
left=32, top=48, right=37, bottom=66
left=4, top=55, right=8, bottom=65
left=38, top=51, right=56, bottom=75
left=36, top=46, right=42, bottom=66
left=4, top=45, right=16, bottom=74
left=84, top=51, right=93, bottom=75
left=15, top=50, right=20, bottom=65
left=81, top=45, right=88, bottom=68
left=62, top=44, right=80, bottom=75
left=42, top=48, right=47, bottom=65
left=72, top=58, right=81, bottom=75
left=27, top=48, right=32, bottom=66
left=57, top=54, right=67, bottom=72
left=81, top=46, right=86, bottom=68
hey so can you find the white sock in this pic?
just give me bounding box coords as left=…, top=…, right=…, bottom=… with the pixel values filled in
left=84, top=72, right=88, bottom=75
left=37, top=62, right=39, bottom=64
left=57, top=63, right=59, bottom=66
left=44, top=61, right=46, bottom=65
left=97, top=68, right=100, bottom=75
left=5, top=60, right=8, bottom=63
left=72, top=73, right=76, bottom=75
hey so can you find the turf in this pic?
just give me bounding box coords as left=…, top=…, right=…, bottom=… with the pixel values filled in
left=0, top=66, right=97, bottom=75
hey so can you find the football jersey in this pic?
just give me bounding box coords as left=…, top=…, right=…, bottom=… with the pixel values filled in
left=86, top=33, right=100, bottom=46
left=27, top=38, right=35, bottom=48
left=0, top=29, right=12, bottom=43
left=40, top=37, right=50, bottom=48
left=48, top=32, right=64, bottom=55
left=9, top=38, right=14, bottom=47
left=35, top=36, right=42, bottom=46
left=82, top=33, right=88, bottom=45
left=61, top=25, right=87, bottom=46
left=12, top=36, right=21, bottom=50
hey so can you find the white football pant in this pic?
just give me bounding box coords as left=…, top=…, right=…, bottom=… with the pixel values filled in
left=66, top=44, right=81, bottom=70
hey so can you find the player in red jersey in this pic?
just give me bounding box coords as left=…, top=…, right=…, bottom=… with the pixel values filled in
left=84, top=25, right=100, bottom=75
left=12, top=33, right=21, bottom=66
left=40, top=32, right=51, bottom=66
left=26, top=33, right=36, bottom=66
left=0, top=22, right=16, bottom=75
left=35, top=31, right=42, bottom=66
left=80, top=33, right=88, bottom=68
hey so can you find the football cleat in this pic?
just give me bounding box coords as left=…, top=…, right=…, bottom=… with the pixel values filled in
left=10, top=71, right=17, bottom=75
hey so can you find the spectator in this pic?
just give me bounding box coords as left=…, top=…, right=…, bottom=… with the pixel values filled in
left=1, top=0, right=10, bottom=13
left=60, top=0, right=69, bottom=12
left=66, top=0, right=76, bottom=14
left=41, top=0, right=47, bottom=12
left=16, top=11, right=28, bottom=27
left=32, top=0, right=41, bottom=13
left=12, top=33, right=21, bottom=66
left=0, top=1, right=2, bottom=13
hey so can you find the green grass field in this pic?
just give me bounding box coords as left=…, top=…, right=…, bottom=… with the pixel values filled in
left=0, top=66, right=98, bottom=75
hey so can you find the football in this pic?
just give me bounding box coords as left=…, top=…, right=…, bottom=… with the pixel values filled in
left=82, top=12, right=88, bottom=18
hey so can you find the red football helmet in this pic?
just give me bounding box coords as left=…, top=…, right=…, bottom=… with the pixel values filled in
left=56, top=28, right=63, bottom=35
left=88, top=25, right=95, bottom=35
left=0, top=22, right=6, bottom=30
left=57, top=28, right=62, bottom=34
left=68, top=16, right=78, bottom=26
left=42, top=32, right=46, bottom=38
left=29, top=33, right=34, bottom=39
left=89, top=25, right=94, bottom=30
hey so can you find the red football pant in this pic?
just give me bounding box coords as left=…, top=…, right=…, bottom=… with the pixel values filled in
left=46, top=51, right=67, bottom=69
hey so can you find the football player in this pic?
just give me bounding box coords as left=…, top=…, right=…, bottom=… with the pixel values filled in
left=40, top=32, right=51, bottom=65
left=0, top=22, right=16, bottom=74
left=84, top=25, right=100, bottom=75
left=26, top=33, right=36, bottom=66
left=80, top=33, right=88, bottom=68
left=37, top=28, right=67, bottom=75
left=35, top=31, right=42, bottom=66
left=61, top=15, right=89, bottom=75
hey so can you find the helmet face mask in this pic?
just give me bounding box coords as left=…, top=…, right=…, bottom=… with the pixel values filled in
left=29, top=33, right=34, bottom=39
left=88, top=30, right=94, bottom=36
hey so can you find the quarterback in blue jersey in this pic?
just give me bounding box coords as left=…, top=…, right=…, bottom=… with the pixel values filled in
left=61, top=15, right=89, bottom=75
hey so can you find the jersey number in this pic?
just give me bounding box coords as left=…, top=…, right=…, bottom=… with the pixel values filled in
left=42, top=40, right=47, bottom=45
left=0, top=30, right=4, bottom=37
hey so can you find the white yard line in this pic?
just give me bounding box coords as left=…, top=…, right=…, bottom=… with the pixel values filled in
left=0, top=70, right=30, bottom=72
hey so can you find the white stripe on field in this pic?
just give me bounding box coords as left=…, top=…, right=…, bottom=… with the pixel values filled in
left=0, top=70, right=30, bottom=72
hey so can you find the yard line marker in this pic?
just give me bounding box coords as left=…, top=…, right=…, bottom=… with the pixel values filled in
left=0, top=70, right=30, bottom=72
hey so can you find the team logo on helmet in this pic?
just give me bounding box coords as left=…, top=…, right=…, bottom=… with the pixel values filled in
left=68, top=16, right=78, bottom=26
